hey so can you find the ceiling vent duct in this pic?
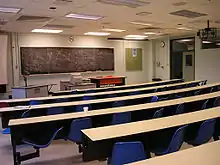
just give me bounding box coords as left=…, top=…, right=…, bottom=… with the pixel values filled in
left=97, top=0, right=150, bottom=8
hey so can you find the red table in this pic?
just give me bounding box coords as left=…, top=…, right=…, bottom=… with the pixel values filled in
left=90, top=76, right=126, bottom=88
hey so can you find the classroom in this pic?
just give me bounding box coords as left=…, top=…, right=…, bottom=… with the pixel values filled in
left=0, top=0, right=219, bottom=165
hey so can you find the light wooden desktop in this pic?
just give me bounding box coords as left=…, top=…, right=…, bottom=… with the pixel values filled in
left=0, top=80, right=200, bottom=105
left=9, top=91, right=220, bottom=127
left=0, top=80, right=210, bottom=113
left=127, top=141, right=220, bottom=165
left=82, top=106, right=220, bottom=141
left=54, top=79, right=181, bottom=94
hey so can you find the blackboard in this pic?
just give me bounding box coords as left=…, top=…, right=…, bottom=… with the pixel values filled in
left=20, top=47, right=114, bottom=75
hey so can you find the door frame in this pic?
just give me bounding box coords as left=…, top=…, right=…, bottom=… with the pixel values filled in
left=170, top=37, right=195, bottom=80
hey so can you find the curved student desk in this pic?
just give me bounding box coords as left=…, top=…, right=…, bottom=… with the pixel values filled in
left=0, top=80, right=193, bottom=106
left=52, top=79, right=182, bottom=95
left=127, top=141, right=220, bottom=165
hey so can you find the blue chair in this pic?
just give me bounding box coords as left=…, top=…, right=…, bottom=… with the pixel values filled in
left=213, top=97, right=220, bottom=107
left=112, top=101, right=125, bottom=107
left=109, top=141, right=147, bottom=165
left=83, top=95, right=95, bottom=100
left=71, top=90, right=77, bottom=94
left=186, top=119, right=216, bottom=146
left=0, top=102, right=10, bottom=134
left=151, top=96, right=158, bottom=102
left=86, top=90, right=95, bottom=94
left=29, top=100, right=42, bottom=105
left=201, top=99, right=209, bottom=110
left=111, top=112, right=131, bottom=125
left=129, top=91, right=141, bottom=96
left=108, top=94, right=117, bottom=98
left=47, top=98, right=68, bottom=115
left=175, top=104, right=185, bottom=114
left=75, top=104, right=92, bottom=112
left=153, top=108, right=164, bottom=118
left=152, top=125, right=188, bottom=156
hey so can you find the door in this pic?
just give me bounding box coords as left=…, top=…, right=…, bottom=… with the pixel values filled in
left=182, top=51, right=195, bottom=81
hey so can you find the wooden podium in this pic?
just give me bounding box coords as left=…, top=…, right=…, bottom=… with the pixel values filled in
left=90, top=76, right=126, bottom=88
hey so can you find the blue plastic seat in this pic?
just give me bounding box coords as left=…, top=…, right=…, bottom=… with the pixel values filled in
left=152, top=125, right=188, bottom=156
left=186, top=119, right=216, bottom=146
left=151, top=96, right=158, bottom=102
left=109, top=141, right=147, bottom=165
left=112, top=101, right=125, bottom=108
left=176, top=104, right=185, bottom=114
left=111, top=112, right=131, bottom=125
left=201, top=99, right=209, bottom=110
left=67, top=118, right=92, bottom=143
left=75, top=104, right=92, bottom=112
left=0, top=102, right=11, bottom=134
left=71, top=90, right=77, bottom=94
left=22, top=127, right=63, bottom=148
left=47, top=98, right=68, bottom=115
left=129, top=91, right=141, bottom=96
left=153, top=108, right=164, bottom=118
left=213, top=97, right=220, bottom=107
left=83, top=95, right=95, bottom=100
left=21, top=100, right=43, bottom=118
left=86, top=90, right=95, bottom=94
left=29, top=100, right=42, bottom=105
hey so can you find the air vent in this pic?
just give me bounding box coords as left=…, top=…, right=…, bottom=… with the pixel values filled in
left=137, top=27, right=161, bottom=31
left=17, top=15, right=52, bottom=22
left=53, top=0, right=73, bottom=5
left=44, top=24, right=74, bottom=29
left=97, top=0, right=150, bottom=8
left=170, top=10, right=207, bottom=18
left=172, top=2, right=187, bottom=6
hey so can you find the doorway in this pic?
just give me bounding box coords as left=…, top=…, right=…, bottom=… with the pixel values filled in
left=170, top=37, right=195, bottom=81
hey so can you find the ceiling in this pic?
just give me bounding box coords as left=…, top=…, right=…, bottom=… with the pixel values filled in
left=0, top=0, right=218, bottom=39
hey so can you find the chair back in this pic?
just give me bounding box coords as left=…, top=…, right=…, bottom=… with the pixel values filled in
left=151, top=96, right=158, bottom=102
left=176, top=104, right=185, bottom=114
left=0, top=102, right=8, bottom=108
left=167, top=125, right=188, bottom=153
left=47, top=98, right=68, bottom=115
left=75, top=104, right=92, bottom=112
left=110, top=141, right=147, bottom=165
left=83, top=95, right=95, bottom=100
left=153, top=108, right=164, bottom=118
left=214, top=97, right=220, bottom=107
left=108, top=94, right=117, bottom=98
left=67, top=118, right=92, bottom=143
left=111, top=112, right=131, bottom=125
left=86, top=90, right=95, bottom=94
left=129, top=91, right=141, bottom=96
left=201, top=99, right=209, bottom=110
left=29, top=100, right=42, bottom=105
left=112, top=101, right=125, bottom=108
left=193, top=119, right=216, bottom=145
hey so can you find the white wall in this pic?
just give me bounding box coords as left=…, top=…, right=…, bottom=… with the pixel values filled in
left=0, top=35, right=8, bottom=85
left=11, top=33, right=153, bottom=91
left=195, top=37, right=220, bottom=83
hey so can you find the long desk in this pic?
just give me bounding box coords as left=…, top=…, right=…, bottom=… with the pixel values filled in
left=0, top=80, right=200, bottom=106
left=52, top=79, right=182, bottom=95
left=127, top=141, right=220, bottom=165
left=81, top=107, right=220, bottom=161
left=9, top=105, right=220, bottom=164
left=1, top=82, right=217, bottom=128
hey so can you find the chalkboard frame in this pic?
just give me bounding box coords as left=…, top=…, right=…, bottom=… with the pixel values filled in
left=20, top=47, right=115, bottom=75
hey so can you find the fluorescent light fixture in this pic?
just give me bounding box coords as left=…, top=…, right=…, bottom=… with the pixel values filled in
left=0, top=7, right=21, bottom=13
left=144, top=32, right=157, bottom=35
left=202, top=41, right=212, bottom=44
left=31, top=29, right=63, bottom=33
left=178, top=39, right=193, bottom=42
left=98, top=0, right=150, bottom=8
left=66, top=13, right=103, bottom=20
left=124, top=35, right=148, bottom=40
left=101, top=28, right=126, bottom=32
left=216, top=43, right=220, bottom=46
left=84, top=32, right=110, bottom=36
left=129, top=21, right=152, bottom=26
left=177, top=27, right=193, bottom=31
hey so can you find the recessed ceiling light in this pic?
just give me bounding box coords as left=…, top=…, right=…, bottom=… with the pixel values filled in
left=84, top=32, right=110, bottom=36
left=129, top=21, right=152, bottom=26
left=97, top=0, right=150, bottom=8
left=0, top=7, right=21, bottom=13
left=31, top=29, right=63, bottom=33
left=202, top=41, right=212, bottom=44
left=144, top=32, right=157, bottom=35
left=216, top=43, right=220, bottom=46
left=66, top=13, right=103, bottom=20
left=124, top=35, right=148, bottom=40
left=177, top=27, right=193, bottom=31
left=101, top=28, right=126, bottom=32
